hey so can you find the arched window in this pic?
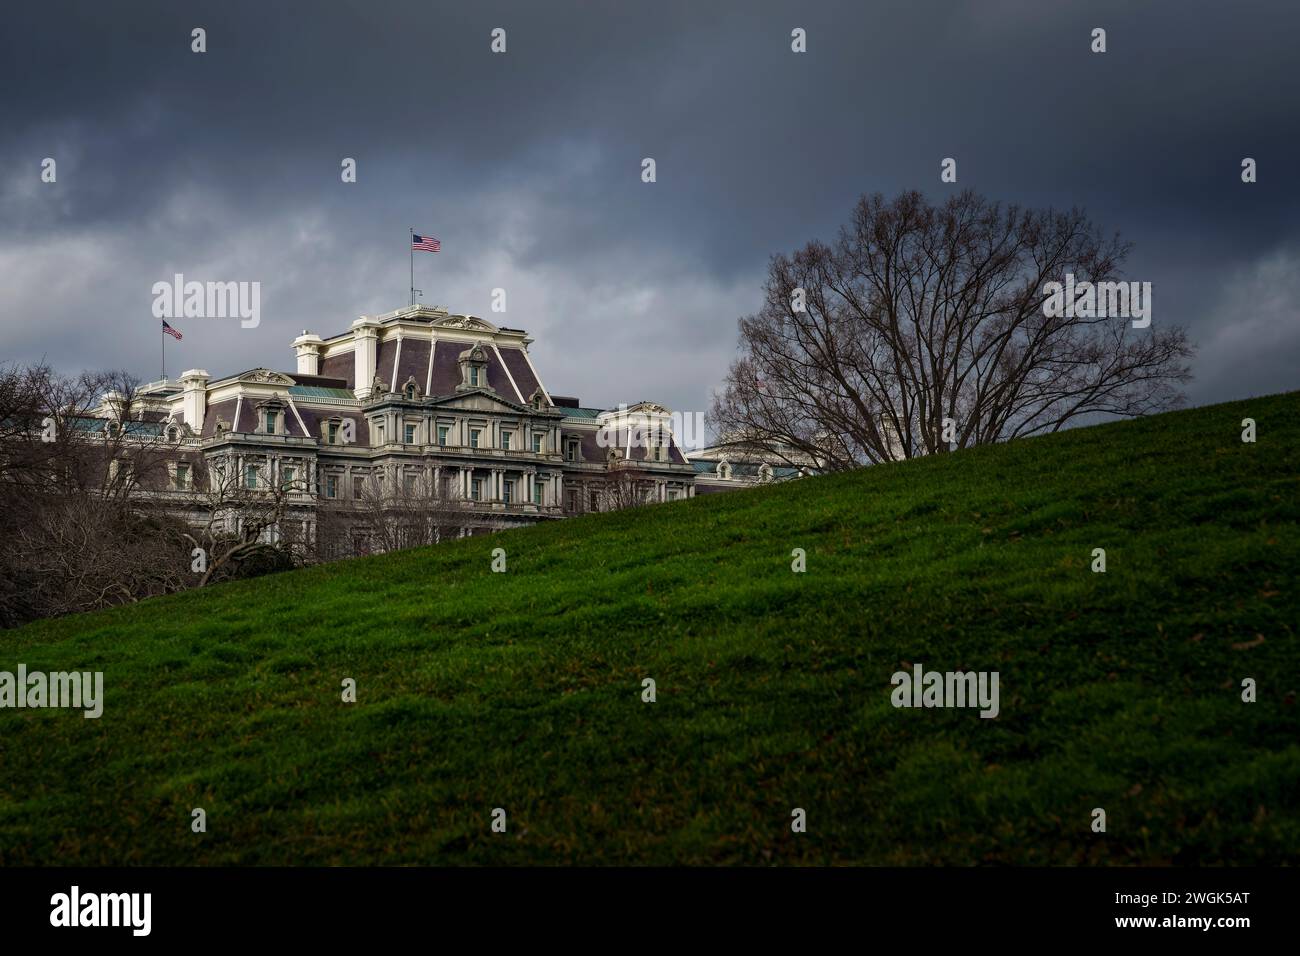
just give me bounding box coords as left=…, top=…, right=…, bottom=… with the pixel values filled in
left=717, top=459, right=731, bottom=480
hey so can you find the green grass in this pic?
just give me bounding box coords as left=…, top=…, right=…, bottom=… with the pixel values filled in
left=1, top=393, right=1297, bottom=865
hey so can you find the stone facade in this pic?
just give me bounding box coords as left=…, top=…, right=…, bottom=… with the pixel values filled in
left=114, top=305, right=698, bottom=554
left=687, top=440, right=818, bottom=495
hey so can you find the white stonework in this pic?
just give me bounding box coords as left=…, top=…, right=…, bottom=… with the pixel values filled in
left=101, top=304, right=701, bottom=555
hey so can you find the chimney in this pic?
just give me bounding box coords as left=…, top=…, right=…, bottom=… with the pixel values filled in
left=179, top=369, right=210, bottom=432
left=292, top=330, right=324, bottom=376
left=351, top=316, right=381, bottom=400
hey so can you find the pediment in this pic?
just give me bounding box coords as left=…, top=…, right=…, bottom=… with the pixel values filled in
left=625, top=401, right=670, bottom=415
left=426, top=389, right=528, bottom=414
left=434, top=315, right=498, bottom=333
left=238, top=369, right=296, bottom=386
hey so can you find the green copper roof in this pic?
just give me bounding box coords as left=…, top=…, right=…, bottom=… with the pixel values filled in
left=289, top=385, right=356, bottom=400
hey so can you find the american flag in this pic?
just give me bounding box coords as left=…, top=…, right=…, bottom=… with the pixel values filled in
left=412, top=233, right=441, bottom=253
left=162, top=320, right=183, bottom=341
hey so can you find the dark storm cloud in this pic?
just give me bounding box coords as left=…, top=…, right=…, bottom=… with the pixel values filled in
left=1, top=0, right=1297, bottom=416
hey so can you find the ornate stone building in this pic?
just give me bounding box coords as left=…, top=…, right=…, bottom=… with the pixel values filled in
left=119, top=305, right=698, bottom=553
left=687, top=440, right=818, bottom=495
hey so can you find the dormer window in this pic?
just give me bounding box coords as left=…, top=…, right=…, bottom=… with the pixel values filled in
left=458, top=343, right=491, bottom=391
left=403, top=377, right=421, bottom=401
left=758, top=463, right=774, bottom=482
left=717, top=459, right=732, bottom=480
left=256, top=399, right=286, bottom=436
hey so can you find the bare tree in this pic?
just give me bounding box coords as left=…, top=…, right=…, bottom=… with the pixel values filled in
left=711, top=190, right=1194, bottom=470
left=7, top=496, right=192, bottom=622
left=596, top=452, right=652, bottom=511
left=0, top=363, right=193, bottom=626
left=0, top=363, right=171, bottom=495
left=184, top=456, right=302, bottom=586
left=349, top=467, right=471, bottom=554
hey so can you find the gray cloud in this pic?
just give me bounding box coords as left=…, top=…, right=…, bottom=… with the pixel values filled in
left=1, top=0, right=1297, bottom=417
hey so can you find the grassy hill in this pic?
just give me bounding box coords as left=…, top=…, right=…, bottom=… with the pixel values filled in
left=1, top=393, right=1297, bottom=865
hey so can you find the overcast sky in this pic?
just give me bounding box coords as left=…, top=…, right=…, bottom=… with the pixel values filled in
left=2, top=0, right=1297, bottom=418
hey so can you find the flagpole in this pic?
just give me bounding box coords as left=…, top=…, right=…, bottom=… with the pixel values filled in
left=161, top=323, right=165, bottom=382
left=409, top=226, right=414, bottom=307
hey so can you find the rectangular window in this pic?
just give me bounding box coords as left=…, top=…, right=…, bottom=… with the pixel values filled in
left=245, top=464, right=258, bottom=489
left=353, top=476, right=364, bottom=498
left=325, top=475, right=338, bottom=499
left=374, top=422, right=385, bottom=445
left=566, top=441, right=577, bottom=462
left=566, top=490, right=577, bottom=512
left=404, top=423, right=417, bottom=445
left=327, top=422, right=339, bottom=444
left=503, top=480, right=513, bottom=504
left=471, top=478, right=482, bottom=501
left=282, top=465, right=296, bottom=490
left=174, top=463, right=190, bottom=490
left=470, top=428, right=481, bottom=448
left=403, top=473, right=417, bottom=495
left=438, top=425, right=449, bottom=446
left=501, top=431, right=512, bottom=450
left=469, top=367, right=480, bottom=386
left=265, top=410, right=277, bottom=434
left=532, top=433, right=544, bottom=454
left=534, top=482, right=544, bottom=505
left=590, top=491, right=599, bottom=512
